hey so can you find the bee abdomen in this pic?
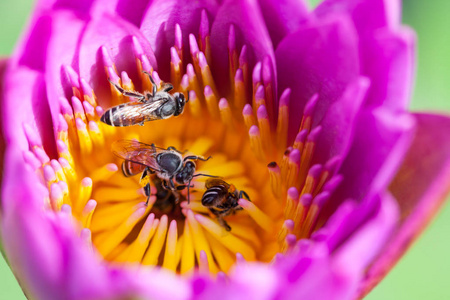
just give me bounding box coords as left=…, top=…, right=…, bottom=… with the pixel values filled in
left=101, top=105, right=137, bottom=127
left=201, top=187, right=224, bottom=206
left=101, top=106, right=121, bottom=126
left=121, top=161, right=135, bottom=177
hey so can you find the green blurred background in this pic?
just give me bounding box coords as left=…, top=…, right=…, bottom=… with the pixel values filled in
left=0, top=0, right=449, bottom=299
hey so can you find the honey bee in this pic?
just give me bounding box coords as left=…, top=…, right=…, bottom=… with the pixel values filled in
left=113, top=140, right=215, bottom=202
left=201, top=178, right=250, bottom=231
left=101, top=71, right=188, bottom=127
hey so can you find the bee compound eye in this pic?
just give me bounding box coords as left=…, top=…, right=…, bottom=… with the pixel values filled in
left=175, top=172, right=185, bottom=184
left=174, top=93, right=186, bottom=116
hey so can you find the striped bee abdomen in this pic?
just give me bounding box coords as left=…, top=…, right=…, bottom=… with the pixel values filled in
left=121, top=160, right=145, bottom=177
left=201, top=186, right=225, bottom=206
left=100, top=104, right=146, bottom=127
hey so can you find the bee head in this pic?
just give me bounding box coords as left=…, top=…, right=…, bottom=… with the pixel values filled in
left=175, top=161, right=196, bottom=184
left=173, top=93, right=186, bottom=116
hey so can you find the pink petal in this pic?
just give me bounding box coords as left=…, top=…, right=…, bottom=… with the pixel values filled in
left=312, top=77, right=369, bottom=166
left=43, top=10, right=90, bottom=126
left=1, top=151, right=64, bottom=298
left=362, top=27, right=416, bottom=110
left=0, top=57, right=8, bottom=176
left=357, top=113, right=450, bottom=297
left=274, top=191, right=398, bottom=300
left=257, top=0, right=309, bottom=47
left=90, top=0, right=151, bottom=27
left=2, top=67, right=55, bottom=159
left=275, top=13, right=360, bottom=142
left=315, top=0, right=414, bottom=110
left=321, top=108, right=415, bottom=221
left=315, top=0, right=401, bottom=32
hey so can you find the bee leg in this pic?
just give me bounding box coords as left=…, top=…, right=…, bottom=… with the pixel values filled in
left=218, top=217, right=232, bottom=231
left=239, top=191, right=251, bottom=202
left=163, top=83, right=174, bottom=92
left=142, top=70, right=157, bottom=96
left=107, top=78, right=146, bottom=102
left=167, top=146, right=180, bottom=152
left=143, top=183, right=151, bottom=205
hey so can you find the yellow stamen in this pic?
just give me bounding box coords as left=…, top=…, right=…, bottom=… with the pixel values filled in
left=188, top=91, right=202, bottom=118
left=195, top=214, right=256, bottom=260
left=96, top=206, right=146, bottom=256
left=76, top=177, right=93, bottom=213
left=234, top=69, right=246, bottom=112
left=142, top=215, right=169, bottom=266
left=88, top=121, right=105, bottom=149
left=180, top=218, right=195, bottom=274
left=267, top=162, right=282, bottom=199
left=89, top=163, right=118, bottom=182
left=204, top=86, right=220, bottom=118
left=128, top=213, right=159, bottom=263
left=249, top=125, right=265, bottom=161
left=186, top=210, right=218, bottom=273
left=75, top=118, right=93, bottom=154
left=81, top=199, right=97, bottom=229
left=218, top=98, right=234, bottom=128
left=162, top=220, right=179, bottom=271
left=238, top=199, right=273, bottom=232
left=170, top=47, right=182, bottom=87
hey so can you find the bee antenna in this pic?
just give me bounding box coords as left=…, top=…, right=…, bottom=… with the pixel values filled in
left=192, top=173, right=219, bottom=178
left=186, top=91, right=190, bottom=103
left=187, top=180, right=191, bottom=204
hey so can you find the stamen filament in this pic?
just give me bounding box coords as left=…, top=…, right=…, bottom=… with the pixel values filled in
left=128, top=213, right=158, bottom=263
left=142, top=215, right=169, bottom=266
left=162, top=220, right=179, bottom=271
left=96, top=206, right=147, bottom=256
left=187, top=210, right=219, bottom=274
left=238, top=199, right=273, bottom=232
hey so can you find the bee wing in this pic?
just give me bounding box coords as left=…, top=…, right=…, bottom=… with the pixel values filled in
left=205, top=178, right=228, bottom=189
left=111, top=99, right=169, bottom=125
left=112, top=140, right=162, bottom=172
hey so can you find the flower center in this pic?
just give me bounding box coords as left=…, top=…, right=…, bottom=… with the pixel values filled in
left=23, top=12, right=342, bottom=276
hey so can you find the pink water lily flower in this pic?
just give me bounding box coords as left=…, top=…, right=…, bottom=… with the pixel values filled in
left=2, top=0, right=450, bottom=299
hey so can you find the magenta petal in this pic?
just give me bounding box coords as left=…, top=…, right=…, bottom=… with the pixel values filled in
left=323, top=108, right=415, bottom=220
left=191, top=264, right=278, bottom=300
left=362, top=27, right=416, bottom=110
left=2, top=67, right=55, bottom=158
left=0, top=58, right=8, bottom=174
left=210, top=0, right=275, bottom=96
left=313, top=77, right=369, bottom=165
left=126, top=268, right=191, bottom=299
left=275, top=191, right=398, bottom=300
left=43, top=10, right=89, bottom=123
left=315, top=0, right=401, bottom=32
left=357, top=113, right=450, bottom=297
left=77, top=13, right=157, bottom=106
left=50, top=0, right=95, bottom=14
left=2, top=151, right=64, bottom=298
left=256, top=0, right=309, bottom=47
left=63, top=232, right=112, bottom=299
left=90, top=0, right=151, bottom=27
left=275, top=14, right=360, bottom=142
